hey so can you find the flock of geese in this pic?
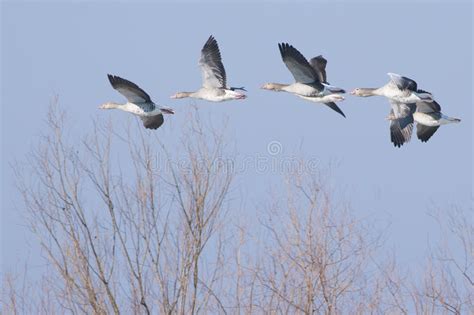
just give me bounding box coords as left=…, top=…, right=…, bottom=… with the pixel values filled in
left=100, top=35, right=461, bottom=148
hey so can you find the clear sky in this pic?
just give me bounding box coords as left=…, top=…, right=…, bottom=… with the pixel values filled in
left=1, top=1, right=472, bottom=278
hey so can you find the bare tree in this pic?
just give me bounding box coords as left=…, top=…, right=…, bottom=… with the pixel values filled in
left=246, top=170, right=385, bottom=315
left=379, top=206, right=473, bottom=315
left=2, top=101, right=472, bottom=315
left=8, top=102, right=235, bottom=314
left=410, top=206, right=473, bottom=315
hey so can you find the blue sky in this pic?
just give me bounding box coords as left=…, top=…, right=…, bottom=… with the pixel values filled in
left=1, top=1, right=472, bottom=277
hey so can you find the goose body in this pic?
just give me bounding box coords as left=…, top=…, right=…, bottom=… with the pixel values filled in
left=171, top=36, right=246, bottom=102
left=100, top=74, right=174, bottom=130
left=351, top=73, right=433, bottom=103
left=412, top=99, right=461, bottom=142
left=261, top=43, right=346, bottom=117
left=351, top=73, right=436, bottom=147
left=413, top=112, right=460, bottom=127
left=385, top=97, right=461, bottom=143
left=282, top=82, right=322, bottom=96
left=174, top=87, right=245, bottom=102
left=101, top=102, right=160, bottom=116
left=297, top=93, right=345, bottom=103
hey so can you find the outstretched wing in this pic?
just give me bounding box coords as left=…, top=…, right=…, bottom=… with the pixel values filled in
left=416, top=124, right=439, bottom=142
left=387, top=73, right=418, bottom=91
left=199, top=35, right=226, bottom=89
left=309, top=55, right=327, bottom=83
left=416, top=99, right=442, bottom=113
left=324, top=102, right=346, bottom=118
left=278, top=43, right=319, bottom=84
left=108, top=74, right=151, bottom=103
left=141, top=114, right=164, bottom=130
left=388, top=100, right=416, bottom=147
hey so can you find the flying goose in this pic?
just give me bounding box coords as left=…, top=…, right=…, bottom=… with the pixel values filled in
left=387, top=98, right=461, bottom=143
left=386, top=100, right=416, bottom=147
left=170, top=35, right=247, bottom=102
left=100, top=74, right=174, bottom=129
left=350, top=73, right=433, bottom=103
left=261, top=43, right=346, bottom=117
left=351, top=73, right=436, bottom=147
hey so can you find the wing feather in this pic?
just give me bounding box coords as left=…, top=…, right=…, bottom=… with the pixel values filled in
left=416, top=99, right=441, bottom=113
left=416, top=124, right=439, bottom=142
left=278, top=43, right=319, bottom=84
left=388, top=100, right=416, bottom=147
left=199, top=35, right=226, bottom=89
left=108, top=74, right=151, bottom=103
left=387, top=73, right=418, bottom=91
left=324, top=102, right=346, bottom=118
left=141, top=114, right=164, bottom=130
left=309, top=55, right=327, bottom=83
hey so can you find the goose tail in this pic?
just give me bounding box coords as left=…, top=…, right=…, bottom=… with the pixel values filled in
left=322, top=83, right=345, bottom=94
left=160, top=107, right=175, bottom=114
left=230, top=86, right=247, bottom=92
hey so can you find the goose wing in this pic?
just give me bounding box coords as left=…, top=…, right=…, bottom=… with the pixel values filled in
left=387, top=73, right=418, bottom=91
left=324, top=102, right=346, bottom=118
left=141, top=114, right=164, bottom=130
left=388, top=100, right=416, bottom=147
left=309, top=55, right=327, bottom=83
left=108, top=74, right=151, bottom=103
left=199, top=35, right=226, bottom=89
left=416, top=99, right=442, bottom=113
left=278, top=43, right=319, bottom=84
left=416, top=124, right=439, bottom=142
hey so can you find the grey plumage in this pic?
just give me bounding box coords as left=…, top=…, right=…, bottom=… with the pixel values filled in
left=416, top=124, right=440, bottom=142
left=106, top=74, right=170, bottom=130
left=416, top=99, right=442, bottom=113
left=390, top=117, right=414, bottom=147
left=108, top=74, right=152, bottom=104
left=388, top=100, right=416, bottom=147
left=309, top=55, right=327, bottom=83
left=276, top=43, right=346, bottom=117
left=199, top=35, right=227, bottom=89
left=141, top=115, right=164, bottom=130
left=324, top=102, right=346, bottom=118
left=388, top=73, right=418, bottom=91
left=278, top=43, right=324, bottom=90
left=309, top=55, right=345, bottom=94
left=414, top=99, right=443, bottom=142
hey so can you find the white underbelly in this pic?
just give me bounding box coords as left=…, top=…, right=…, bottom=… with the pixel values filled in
left=297, top=95, right=326, bottom=103
left=195, top=89, right=227, bottom=102
left=379, top=87, right=400, bottom=99
left=299, top=94, right=343, bottom=104
left=389, top=93, right=419, bottom=103
left=201, top=95, right=227, bottom=102
left=379, top=85, right=418, bottom=103
left=142, top=109, right=162, bottom=116
left=122, top=103, right=146, bottom=115
left=123, top=103, right=160, bottom=116
left=283, top=83, right=320, bottom=96
left=413, top=112, right=440, bottom=126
